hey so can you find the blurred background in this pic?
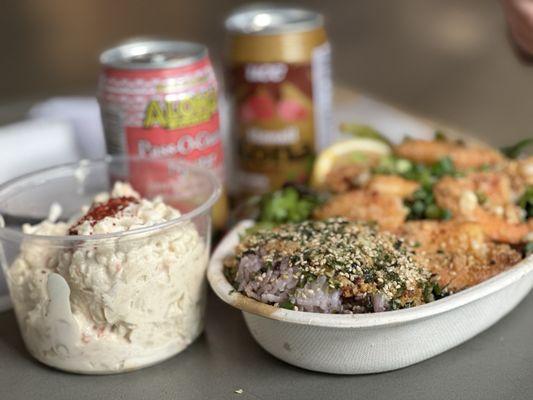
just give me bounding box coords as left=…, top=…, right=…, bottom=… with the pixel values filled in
left=0, top=0, right=531, bottom=145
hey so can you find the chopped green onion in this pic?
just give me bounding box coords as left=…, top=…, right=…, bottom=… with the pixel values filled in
left=501, top=138, right=533, bottom=159
left=434, top=130, right=448, bottom=141
left=476, top=191, right=488, bottom=205
left=254, top=185, right=325, bottom=228
left=424, top=204, right=442, bottom=219
left=518, top=186, right=533, bottom=219
left=525, top=242, right=533, bottom=257
left=279, top=301, right=295, bottom=310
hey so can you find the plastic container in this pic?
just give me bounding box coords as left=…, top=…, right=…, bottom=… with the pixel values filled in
left=208, top=221, right=533, bottom=374
left=0, top=156, right=220, bottom=374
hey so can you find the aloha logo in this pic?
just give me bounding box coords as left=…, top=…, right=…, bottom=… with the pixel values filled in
left=143, top=90, right=217, bottom=129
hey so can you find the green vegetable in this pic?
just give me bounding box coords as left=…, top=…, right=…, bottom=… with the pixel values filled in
left=279, top=301, right=295, bottom=310
left=501, top=138, right=533, bottom=159
left=433, top=130, right=465, bottom=147
left=339, top=123, right=392, bottom=146
left=476, top=191, right=488, bottom=205
left=525, top=242, right=533, bottom=257
left=424, top=204, right=442, bottom=219
left=396, top=158, right=413, bottom=174
left=441, top=209, right=452, bottom=220
left=375, top=156, right=460, bottom=184
left=518, top=186, right=533, bottom=219
left=405, top=187, right=451, bottom=221
left=373, top=155, right=413, bottom=176
left=433, top=283, right=443, bottom=297
left=254, top=185, right=324, bottom=228
left=409, top=200, right=425, bottom=219
left=423, top=284, right=434, bottom=303
left=431, top=157, right=456, bottom=178
left=423, top=280, right=447, bottom=302
left=434, top=130, right=448, bottom=141
left=393, top=157, right=458, bottom=221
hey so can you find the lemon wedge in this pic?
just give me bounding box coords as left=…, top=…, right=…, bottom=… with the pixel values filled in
left=311, top=138, right=392, bottom=188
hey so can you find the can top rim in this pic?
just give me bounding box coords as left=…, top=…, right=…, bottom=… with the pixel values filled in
left=225, top=4, right=324, bottom=35
left=100, top=38, right=208, bottom=69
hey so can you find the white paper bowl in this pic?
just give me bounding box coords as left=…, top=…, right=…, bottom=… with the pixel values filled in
left=207, top=220, right=533, bottom=374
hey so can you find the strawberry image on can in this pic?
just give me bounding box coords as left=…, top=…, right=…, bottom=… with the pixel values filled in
left=226, top=5, right=332, bottom=196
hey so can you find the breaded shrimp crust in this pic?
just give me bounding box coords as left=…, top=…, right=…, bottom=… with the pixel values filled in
left=396, top=221, right=523, bottom=291
left=434, top=172, right=513, bottom=211
left=394, top=139, right=504, bottom=169
left=366, top=175, right=420, bottom=198
left=503, top=157, right=533, bottom=195
left=325, top=164, right=371, bottom=193
left=433, top=172, right=530, bottom=243
left=314, top=190, right=408, bottom=230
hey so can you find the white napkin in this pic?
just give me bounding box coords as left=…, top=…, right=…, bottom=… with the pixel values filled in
left=0, top=118, right=82, bottom=183
left=29, top=96, right=106, bottom=159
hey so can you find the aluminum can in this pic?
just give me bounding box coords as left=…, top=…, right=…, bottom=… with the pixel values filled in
left=98, top=38, right=228, bottom=228
left=226, top=5, right=332, bottom=195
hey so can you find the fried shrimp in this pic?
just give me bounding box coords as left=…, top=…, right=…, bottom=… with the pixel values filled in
left=434, top=172, right=513, bottom=212
left=324, top=164, right=371, bottom=193
left=366, top=175, right=419, bottom=198
left=396, top=221, right=523, bottom=291
left=433, top=172, right=529, bottom=243
left=468, top=209, right=530, bottom=244
left=394, top=139, right=504, bottom=169
left=314, top=190, right=408, bottom=230
left=503, top=157, right=533, bottom=195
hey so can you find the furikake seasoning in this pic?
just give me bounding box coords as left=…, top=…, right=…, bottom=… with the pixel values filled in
left=224, top=218, right=443, bottom=314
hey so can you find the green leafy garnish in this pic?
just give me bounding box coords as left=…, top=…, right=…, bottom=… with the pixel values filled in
left=501, top=138, right=533, bottom=159
left=339, top=123, right=392, bottom=146
left=433, top=283, right=443, bottom=297
left=405, top=187, right=451, bottom=221
left=374, top=156, right=460, bottom=184
left=434, top=130, right=448, bottom=141
left=518, top=186, right=533, bottom=219
left=246, top=185, right=325, bottom=234
left=423, top=283, right=434, bottom=303
left=373, top=155, right=413, bottom=176
left=525, top=242, right=533, bottom=257
left=430, top=157, right=457, bottom=178
left=423, top=281, right=447, bottom=302
left=258, top=187, right=317, bottom=224
left=374, top=156, right=458, bottom=221
left=279, top=301, right=295, bottom=310
left=475, top=191, right=488, bottom=205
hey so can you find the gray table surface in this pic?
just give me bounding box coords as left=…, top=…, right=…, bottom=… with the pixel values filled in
left=1, top=289, right=532, bottom=400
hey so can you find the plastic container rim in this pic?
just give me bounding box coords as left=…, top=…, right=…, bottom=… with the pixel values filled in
left=0, top=155, right=221, bottom=244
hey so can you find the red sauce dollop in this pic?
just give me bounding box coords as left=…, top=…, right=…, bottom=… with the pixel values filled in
left=68, top=196, right=138, bottom=235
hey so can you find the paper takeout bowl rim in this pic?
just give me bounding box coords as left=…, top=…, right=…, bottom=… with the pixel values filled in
left=208, top=220, right=533, bottom=328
